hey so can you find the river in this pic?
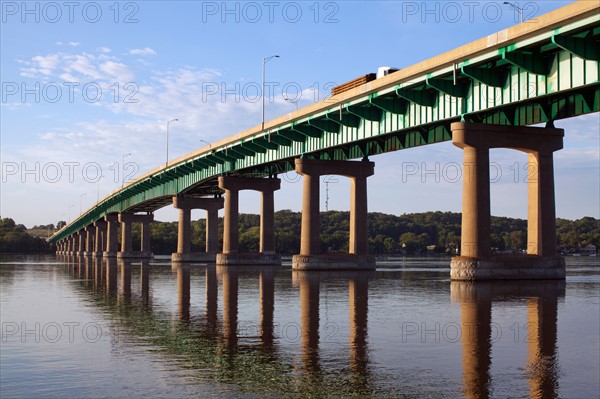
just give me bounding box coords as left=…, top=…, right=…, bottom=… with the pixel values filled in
left=1, top=255, right=598, bottom=398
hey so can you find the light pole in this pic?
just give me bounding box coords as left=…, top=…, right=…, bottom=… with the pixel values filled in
left=199, top=139, right=212, bottom=149
left=284, top=96, right=299, bottom=111
left=122, top=153, right=131, bottom=188
left=503, top=1, right=524, bottom=23
left=166, top=118, right=179, bottom=167
left=80, top=193, right=86, bottom=214
left=262, top=55, right=279, bottom=131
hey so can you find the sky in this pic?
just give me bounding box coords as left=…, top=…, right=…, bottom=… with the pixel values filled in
left=1, top=0, right=598, bottom=228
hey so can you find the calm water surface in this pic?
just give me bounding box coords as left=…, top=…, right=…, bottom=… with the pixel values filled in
left=1, top=255, right=598, bottom=398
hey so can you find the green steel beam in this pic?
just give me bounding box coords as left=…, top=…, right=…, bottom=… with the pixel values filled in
left=279, top=129, right=306, bottom=142
left=347, top=104, right=383, bottom=121
left=291, top=124, right=323, bottom=138
left=461, top=65, right=509, bottom=88
left=426, top=77, right=470, bottom=98
left=325, top=111, right=361, bottom=128
left=502, top=50, right=550, bottom=75
left=242, top=142, right=267, bottom=153
left=395, top=87, right=437, bottom=107
left=253, top=138, right=279, bottom=150
left=369, top=94, right=408, bottom=114
left=552, top=32, right=600, bottom=61
left=268, top=135, right=293, bottom=146
left=308, top=119, right=341, bottom=133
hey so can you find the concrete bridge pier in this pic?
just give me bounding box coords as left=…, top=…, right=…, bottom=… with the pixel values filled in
left=171, top=197, right=224, bottom=262
left=83, top=225, right=95, bottom=256
left=117, top=213, right=154, bottom=259
left=69, top=236, right=76, bottom=255
left=292, top=159, right=376, bottom=270
left=76, top=229, right=85, bottom=256
left=450, top=122, right=565, bottom=280
left=93, top=220, right=106, bottom=257
left=103, top=214, right=119, bottom=258
left=216, top=176, right=281, bottom=266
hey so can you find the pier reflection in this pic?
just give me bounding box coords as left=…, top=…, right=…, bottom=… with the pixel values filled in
left=451, top=281, right=564, bottom=399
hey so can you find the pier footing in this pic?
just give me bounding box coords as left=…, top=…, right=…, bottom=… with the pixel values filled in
left=171, top=252, right=217, bottom=263
left=216, top=253, right=281, bottom=266
left=292, top=254, right=376, bottom=270
left=117, top=252, right=153, bottom=259
left=450, top=256, right=566, bottom=281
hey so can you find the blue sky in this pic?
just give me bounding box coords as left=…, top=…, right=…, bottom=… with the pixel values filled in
left=1, top=0, right=598, bottom=228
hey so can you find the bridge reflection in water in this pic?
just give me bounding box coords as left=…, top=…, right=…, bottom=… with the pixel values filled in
left=60, top=255, right=565, bottom=398
left=451, top=281, right=564, bottom=399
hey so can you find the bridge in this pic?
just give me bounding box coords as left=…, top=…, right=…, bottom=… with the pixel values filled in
left=50, top=1, right=599, bottom=280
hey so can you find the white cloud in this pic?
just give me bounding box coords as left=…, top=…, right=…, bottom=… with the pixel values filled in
left=32, top=54, right=61, bottom=70
left=96, top=47, right=111, bottom=53
left=99, top=61, right=134, bottom=81
left=129, top=47, right=156, bottom=56
left=68, top=42, right=80, bottom=47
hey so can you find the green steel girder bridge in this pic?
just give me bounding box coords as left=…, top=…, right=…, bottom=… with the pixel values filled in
left=50, top=2, right=599, bottom=246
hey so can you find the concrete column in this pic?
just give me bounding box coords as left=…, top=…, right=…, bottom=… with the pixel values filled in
left=460, top=145, right=491, bottom=258
left=206, top=205, right=219, bottom=254
left=94, top=220, right=107, bottom=255
left=528, top=151, right=558, bottom=256
left=350, top=176, right=369, bottom=256
left=177, top=207, right=191, bottom=254
left=141, top=220, right=151, bottom=254
left=77, top=230, right=85, bottom=254
left=119, top=216, right=133, bottom=254
left=223, top=188, right=239, bottom=254
left=104, top=214, right=119, bottom=257
left=85, top=226, right=96, bottom=255
left=260, top=190, right=276, bottom=254
left=301, top=173, right=321, bottom=256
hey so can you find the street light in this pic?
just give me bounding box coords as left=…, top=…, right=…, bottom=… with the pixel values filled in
left=80, top=193, right=87, bottom=214
left=122, top=153, right=131, bottom=188
left=199, top=139, right=212, bottom=149
left=166, top=118, right=179, bottom=167
left=284, top=96, right=299, bottom=111
left=262, top=55, right=279, bottom=131
left=503, top=1, right=525, bottom=23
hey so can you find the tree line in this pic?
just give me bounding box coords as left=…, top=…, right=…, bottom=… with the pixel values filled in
left=134, top=211, right=599, bottom=256
left=2, top=212, right=598, bottom=255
